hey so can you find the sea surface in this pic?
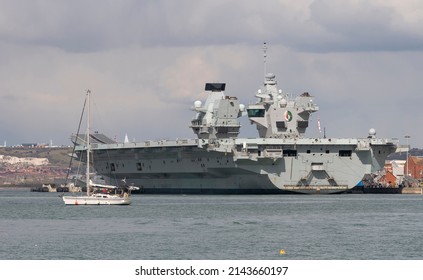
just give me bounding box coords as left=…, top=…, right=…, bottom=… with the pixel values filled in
left=0, top=188, right=422, bottom=260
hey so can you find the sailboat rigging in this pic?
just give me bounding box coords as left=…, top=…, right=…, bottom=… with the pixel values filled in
left=62, top=90, right=138, bottom=205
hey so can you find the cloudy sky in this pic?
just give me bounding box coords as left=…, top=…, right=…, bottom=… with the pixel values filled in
left=0, top=0, right=422, bottom=148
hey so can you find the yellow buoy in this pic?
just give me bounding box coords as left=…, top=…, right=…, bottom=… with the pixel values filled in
left=279, top=249, right=286, bottom=255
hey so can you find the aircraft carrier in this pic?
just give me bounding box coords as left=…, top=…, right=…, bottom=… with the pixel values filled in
left=72, top=71, right=398, bottom=194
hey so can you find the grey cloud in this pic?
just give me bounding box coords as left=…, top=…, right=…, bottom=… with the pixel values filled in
left=0, top=0, right=422, bottom=147
left=0, top=1, right=310, bottom=51
left=2, top=0, right=423, bottom=53
left=303, top=0, right=423, bottom=52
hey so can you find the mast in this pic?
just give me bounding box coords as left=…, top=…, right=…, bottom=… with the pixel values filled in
left=86, top=90, right=91, bottom=196
left=263, top=41, right=267, bottom=78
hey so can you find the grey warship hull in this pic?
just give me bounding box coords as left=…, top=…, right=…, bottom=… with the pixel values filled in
left=73, top=63, right=397, bottom=194
left=81, top=137, right=396, bottom=195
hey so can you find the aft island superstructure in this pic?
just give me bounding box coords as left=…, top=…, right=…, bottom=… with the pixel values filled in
left=73, top=74, right=397, bottom=194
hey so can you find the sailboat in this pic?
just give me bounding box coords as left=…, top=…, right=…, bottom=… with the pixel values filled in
left=62, top=90, right=138, bottom=206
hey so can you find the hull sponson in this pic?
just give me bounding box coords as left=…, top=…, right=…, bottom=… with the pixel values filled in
left=79, top=137, right=397, bottom=194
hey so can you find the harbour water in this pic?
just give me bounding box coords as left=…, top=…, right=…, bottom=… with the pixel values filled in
left=0, top=188, right=422, bottom=260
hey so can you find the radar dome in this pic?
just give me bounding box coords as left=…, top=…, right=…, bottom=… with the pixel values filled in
left=265, top=73, right=276, bottom=79
left=369, top=128, right=376, bottom=136
left=194, top=100, right=202, bottom=108
left=239, top=104, right=245, bottom=112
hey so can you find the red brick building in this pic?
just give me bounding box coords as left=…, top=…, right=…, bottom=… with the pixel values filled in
left=405, top=156, right=423, bottom=180
left=381, top=162, right=396, bottom=186
left=379, top=171, right=397, bottom=186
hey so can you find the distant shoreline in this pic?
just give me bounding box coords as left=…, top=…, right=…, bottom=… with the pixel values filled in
left=0, top=185, right=34, bottom=190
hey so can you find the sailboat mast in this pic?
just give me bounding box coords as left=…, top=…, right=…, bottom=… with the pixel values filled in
left=86, top=90, right=91, bottom=196
left=263, top=41, right=267, bottom=78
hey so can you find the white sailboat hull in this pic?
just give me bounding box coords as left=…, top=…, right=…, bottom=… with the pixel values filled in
left=62, top=195, right=131, bottom=205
